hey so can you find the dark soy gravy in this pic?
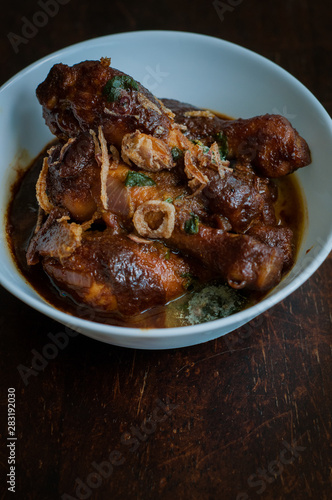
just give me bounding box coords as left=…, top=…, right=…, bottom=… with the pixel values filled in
left=6, top=141, right=306, bottom=329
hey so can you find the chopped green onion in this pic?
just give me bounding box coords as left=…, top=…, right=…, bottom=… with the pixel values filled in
left=191, top=139, right=210, bottom=154
left=103, top=75, right=139, bottom=102
left=180, top=272, right=198, bottom=291
left=171, top=147, right=184, bottom=161
left=124, top=171, right=156, bottom=187
left=184, top=213, right=199, bottom=234
left=215, top=131, right=228, bottom=160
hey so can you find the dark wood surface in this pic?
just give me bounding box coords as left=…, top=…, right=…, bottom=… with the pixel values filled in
left=1, top=1, right=331, bottom=499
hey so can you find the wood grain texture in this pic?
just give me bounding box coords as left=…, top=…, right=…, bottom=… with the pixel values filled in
left=0, top=1, right=331, bottom=499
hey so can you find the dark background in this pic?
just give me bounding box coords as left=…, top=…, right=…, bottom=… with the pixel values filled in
left=0, top=1, right=331, bottom=499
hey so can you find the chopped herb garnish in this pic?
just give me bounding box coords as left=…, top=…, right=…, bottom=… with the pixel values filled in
left=171, top=147, right=184, bottom=161
left=180, top=272, right=199, bottom=291
left=174, top=193, right=186, bottom=201
left=124, top=171, right=156, bottom=187
left=103, top=75, right=139, bottom=102
left=181, top=272, right=193, bottom=279
left=184, top=213, right=199, bottom=234
left=187, top=284, right=246, bottom=324
left=191, top=139, right=210, bottom=154
left=164, top=197, right=173, bottom=203
left=215, top=131, right=228, bottom=160
left=164, top=248, right=171, bottom=260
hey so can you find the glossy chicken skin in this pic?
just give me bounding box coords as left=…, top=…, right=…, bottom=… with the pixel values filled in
left=36, top=58, right=173, bottom=149
left=26, top=206, right=200, bottom=315
left=41, top=227, right=199, bottom=316
left=163, top=98, right=311, bottom=177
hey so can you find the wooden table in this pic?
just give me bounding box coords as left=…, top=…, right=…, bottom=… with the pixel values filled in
left=1, top=1, right=331, bottom=498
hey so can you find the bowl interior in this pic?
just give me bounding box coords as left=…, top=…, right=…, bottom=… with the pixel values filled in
left=0, top=31, right=331, bottom=348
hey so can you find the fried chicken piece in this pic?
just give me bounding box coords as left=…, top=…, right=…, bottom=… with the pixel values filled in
left=41, top=230, right=199, bottom=316
left=163, top=98, right=311, bottom=177
left=26, top=205, right=207, bottom=316
left=36, top=59, right=173, bottom=149
left=203, top=162, right=277, bottom=232
left=45, top=133, right=100, bottom=222
left=222, top=114, right=311, bottom=177
left=246, top=225, right=294, bottom=270
left=26, top=208, right=83, bottom=265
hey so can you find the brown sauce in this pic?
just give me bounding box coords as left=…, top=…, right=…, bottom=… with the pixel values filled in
left=6, top=140, right=306, bottom=329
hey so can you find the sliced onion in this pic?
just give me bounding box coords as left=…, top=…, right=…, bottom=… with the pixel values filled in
left=106, top=176, right=131, bottom=217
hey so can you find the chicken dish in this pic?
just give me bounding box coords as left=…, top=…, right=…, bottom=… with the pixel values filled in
left=7, top=58, right=311, bottom=327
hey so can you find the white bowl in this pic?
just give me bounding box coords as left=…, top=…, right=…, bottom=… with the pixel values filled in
left=1, top=31, right=331, bottom=349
